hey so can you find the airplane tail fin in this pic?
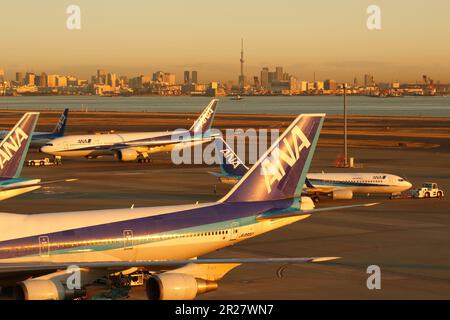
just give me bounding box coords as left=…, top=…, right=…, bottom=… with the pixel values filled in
left=220, top=114, right=325, bottom=203
left=51, top=108, right=69, bottom=136
left=0, top=112, right=39, bottom=178
left=189, top=99, right=218, bottom=135
left=214, top=137, right=249, bottom=177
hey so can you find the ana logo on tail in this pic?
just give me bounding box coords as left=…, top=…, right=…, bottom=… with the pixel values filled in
left=198, top=106, right=214, bottom=127
left=221, top=148, right=241, bottom=169
left=0, top=128, right=29, bottom=169
left=261, top=125, right=311, bottom=194
left=55, top=115, right=66, bottom=131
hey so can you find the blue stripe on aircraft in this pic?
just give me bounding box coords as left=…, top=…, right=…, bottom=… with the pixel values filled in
left=308, top=179, right=388, bottom=187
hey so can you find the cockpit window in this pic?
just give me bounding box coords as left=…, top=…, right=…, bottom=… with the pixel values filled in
left=44, top=143, right=53, bottom=146
left=398, top=178, right=404, bottom=182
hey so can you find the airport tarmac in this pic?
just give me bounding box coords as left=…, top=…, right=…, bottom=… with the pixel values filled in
left=0, top=112, right=449, bottom=299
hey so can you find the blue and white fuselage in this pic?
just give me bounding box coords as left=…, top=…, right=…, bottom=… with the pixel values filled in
left=40, top=101, right=218, bottom=162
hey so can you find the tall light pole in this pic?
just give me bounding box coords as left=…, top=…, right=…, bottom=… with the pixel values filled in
left=343, top=83, right=348, bottom=167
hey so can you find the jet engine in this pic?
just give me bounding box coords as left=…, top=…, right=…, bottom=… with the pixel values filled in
left=145, top=273, right=218, bottom=300
left=15, top=279, right=85, bottom=300
left=114, top=148, right=139, bottom=162
left=332, top=189, right=353, bottom=200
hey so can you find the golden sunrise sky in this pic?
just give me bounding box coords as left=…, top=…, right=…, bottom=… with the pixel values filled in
left=1, top=0, right=449, bottom=83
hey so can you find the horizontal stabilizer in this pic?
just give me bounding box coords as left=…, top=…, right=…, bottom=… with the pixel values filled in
left=257, top=202, right=379, bottom=220
left=0, top=178, right=78, bottom=192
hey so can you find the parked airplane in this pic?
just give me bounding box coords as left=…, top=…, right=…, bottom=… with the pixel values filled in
left=0, top=108, right=69, bottom=147
left=0, top=113, right=378, bottom=300
left=211, top=137, right=412, bottom=200
left=40, top=100, right=218, bottom=162
left=0, top=112, right=76, bottom=201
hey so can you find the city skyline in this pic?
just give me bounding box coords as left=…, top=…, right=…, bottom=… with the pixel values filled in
left=1, top=0, right=449, bottom=83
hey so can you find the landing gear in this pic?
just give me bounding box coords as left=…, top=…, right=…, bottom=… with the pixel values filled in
left=137, top=157, right=151, bottom=163
left=312, top=196, right=320, bottom=203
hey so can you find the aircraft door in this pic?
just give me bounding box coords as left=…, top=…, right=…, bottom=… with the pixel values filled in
left=123, top=230, right=134, bottom=250
left=38, top=236, right=50, bottom=257
left=229, top=222, right=239, bottom=241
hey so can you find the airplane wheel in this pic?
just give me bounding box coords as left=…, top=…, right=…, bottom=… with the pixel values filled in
left=437, top=191, right=443, bottom=198
left=137, top=158, right=143, bottom=163
left=312, top=196, right=320, bottom=203
left=40, top=161, right=45, bottom=166
left=30, top=161, right=35, bottom=166
left=425, top=192, right=430, bottom=198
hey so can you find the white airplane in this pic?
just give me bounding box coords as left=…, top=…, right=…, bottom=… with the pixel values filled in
left=0, top=114, right=378, bottom=300
left=40, top=100, right=219, bottom=162
left=211, top=137, right=412, bottom=200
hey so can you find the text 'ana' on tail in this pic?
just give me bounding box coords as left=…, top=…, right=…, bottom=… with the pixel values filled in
left=220, top=113, right=325, bottom=203
left=214, top=137, right=249, bottom=177
left=0, top=112, right=39, bottom=178
left=189, top=99, right=219, bottom=135
left=52, top=108, right=69, bottom=136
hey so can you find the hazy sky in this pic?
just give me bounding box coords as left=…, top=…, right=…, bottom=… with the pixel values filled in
left=1, top=0, right=449, bottom=83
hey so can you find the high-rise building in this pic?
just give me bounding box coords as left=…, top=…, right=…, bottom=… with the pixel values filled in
left=25, top=73, right=36, bottom=86
left=97, top=69, right=106, bottom=84
left=47, top=75, right=57, bottom=87
left=107, top=73, right=117, bottom=88
left=16, top=72, right=24, bottom=85
left=275, top=66, right=283, bottom=81
left=364, top=74, right=374, bottom=87
left=260, top=67, right=269, bottom=89
left=238, top=39, right=245, bottom=91
left=191, top=71, right=198, bottom=84
left=184, top=71, right=190, bottom=84
left=39, top=72, right=47, bottom=87
left=324, top=79, right=337, bottom=91
left=268, top=71, right=276, bottom=84
left=56, top=76, right=67, bottom=87
left=0, top=69, right=4, bottom=83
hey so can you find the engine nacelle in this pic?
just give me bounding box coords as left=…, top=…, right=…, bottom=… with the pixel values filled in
left=114, top=148, right=139, bottom=162
left=15, top=279, right=85, bottom=300
left=300, top=196, right=315, bottom=210
left=332, top=189, right=353, bottom=200
left=145, top=273, right=218, bottom=300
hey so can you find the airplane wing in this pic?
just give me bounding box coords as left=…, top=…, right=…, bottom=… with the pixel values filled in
left=0, top=257, right=339, bottom=273
left=257, top=202, right=379, bottom=220
left=110, top=134, right=219, bottom=151
left=0, top=179, right=78, bottom=192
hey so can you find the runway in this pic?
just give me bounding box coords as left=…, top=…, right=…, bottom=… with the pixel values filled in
left=0, top=111, right=449, bottom=299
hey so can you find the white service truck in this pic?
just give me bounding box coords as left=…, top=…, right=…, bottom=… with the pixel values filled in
left=411, top=182, right=444, bottom=199
left=27, top=156, right=62, bottom=167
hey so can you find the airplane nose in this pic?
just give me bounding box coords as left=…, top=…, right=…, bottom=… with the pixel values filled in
left=406, top=181, right=412, bottom=189
left=40, top=146, right=49, bottom=153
